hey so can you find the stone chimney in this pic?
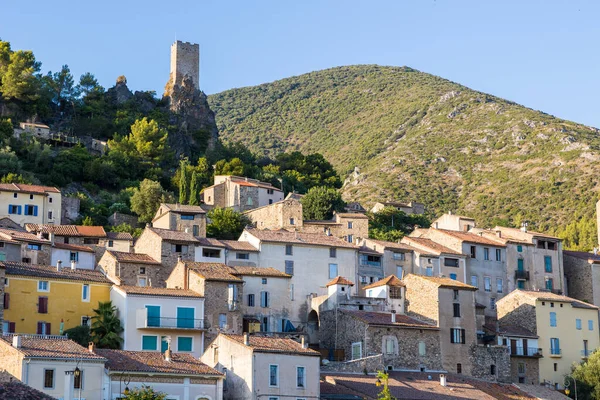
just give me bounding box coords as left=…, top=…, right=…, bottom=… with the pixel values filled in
left=391, top=309, right=396, bottom=323
left=301, top=336, right=308, bottom=349
left=49, top=232, right=55, bottom=245
left=164, top=348, right=172, bottom=362
left=243, top=332, right=249, bottom=346
left=88, top=342, right=96, bottom=353
left=70, top=260, right=76, bottom=270
left=12, top=335, right=21, bottom=348
left=56, top=260, right=62, bottom=271
left=440, top=374, right=447, bottom=386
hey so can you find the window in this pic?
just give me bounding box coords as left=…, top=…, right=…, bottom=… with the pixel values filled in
left=517, top=245, right=523, bottom=252
left=450, top=328, right=465, bottom=344
left=48, top=210, right=53, bottom=220
left=456, top=363, right=462, bottom=374
left=548, top=242, right=556, bottom=250
left=297, top=366, right=306, bottom=388
left=267, top=189, right=274, bottom=195
left=261, top=317, right=269, bottom=332
left=385, top=338, right=395, bottom=354
left=329, top=263, right=338, bottom=279
left=28, top=243, right=42, bottom=250
left=38, top=296, right=48, bottom=313
left=146, top=305, right=161, bottom=327
left=70, top=252, right=78, bottom=262
left=269, top=365, right=279, bottom=387
left=285, top=245, right=293, bottom=255
left=546, top=278, right=554, bottom=290
left=290, top=284, right=294, bottom=301
left=576, top=319, right=582, bottom=330
left=261, top=278, right=268, bottom=284
left=418, top=341, right=426, bottom=356
left=393, top=252, right=405, bottom=261
left=553, top=363, right=558, bottom=371
left=490, top=365, right=496, bottom=375
left=471, top=275, right=478, bottom=288
left=43, top=369, right=54, bottom=389
left=550, top=338, right=560, bottom=355
left=453, top=290, right=459, bottom=300
left=173, top=244, right=188, bottom=253
left=449, top=273, right=457, bottom=280
left=444, top=258, right=459, bottom=267
left=139, top=267, right=146, bottom=275
left=484, top=277, right=491, bottom=292
left=248, top=294, right=255, bottom=307
left=260, top=291, right=270, bottom=308
left=81, top=316, right=91, bottom=327
left=589, top=320, right=594, bottom=331
left=73, top=370, right=83, bottom=389
left=360, top=254, right=381, bottom=267
left=361, top=276, right=367, bottom=284
left=544, top=256, right=552, bottom=273
left=495, top=249, right=501, bottom=261
left=347, top=234, right=353, bottom=243
left=396, top=266, right=404, bottom=278
left=82, top=284, right=90, bottom=301
left=4, top=321, right=15, bottom=333
left=83, top=238, right=99, bottom=245
left=193, top=225, right=199, bottom=236
left=285, top=260, right=294, bottom=275
left=289, top=218, right=295, bottom=225
left=517, top=280, right=525, bottom=289
left=108, top=240, right=114, bottom=247
left=426, top=266, right=433, bottom=276
left=470, top=246, right=476, bottom=258
left=24, top=205, right=38, bottom=216
left=8, top=205, right=21, bottom=215
left=219, top=313, right=227, bottom=329
left=3, top=292, right=8, bottom=310
left=203, top=248, right=221, bottom=258
left=236, top=252, right=250, bottom=260
left=49, top=197, right=52, bottom=203
left=490, top=298, right=496, bottom=310
left=180, top=214, right=194, bottom=220
left=330, top=248, right=337, bottom=258
left=137, top=277, right=147, bottom=287
left=178, top=337, right=193, bottom=352
left=518, top=362, right=526, bottom=374
left=29, top=194, right=34, bottom=200
left=347, top=221, right=353, bottom=229
left=453, top=303, right=461, bottom=317
left=269, top=199, right=273, bottom=204
left=142, top=335, right=158, bottom=350
left=36, top=321, right=51, bottom=335
left=12, top=193, right=16, bottom=198
left=484, top=248, right=490, bottom=260
left=351, top=342, right=362, bottom=359
left=496, top=278, right=503, bottom=293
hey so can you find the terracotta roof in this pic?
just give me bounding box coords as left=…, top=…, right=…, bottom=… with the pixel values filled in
left=25, top=224, right=106, bottom=237
left=326, top=276, right=355, bottom=287
left=96, top=349, right=221, bottom=376
left=161, top=203, right=206, bottom=214
left=75, top=225, right=107, bottom=237
left=115, top=285, right=203, bottom=298
left=515, top=290, right=598, bottom=309
left=2, top=262, right=111, bottom=283
left=0, top=228, right=49, bottom=244
left=564, top=250, right=600, bottom=263
left=341, top=310, right=437, bottom=329
left=497, top=324, right=538, bottom=338
left=228, top=266, right=291, bottom=278
left=364, top=238, right=413, bottom=252
left=106, top=231, right=133, bottom=240
left=147, top=227, right=199, bottom=243
left=244, top=228, right=357, bottom=249
left=105, top=250, right=160, bottom=265
left=434, top=229, right=507, bottom=247
left=0, top=335, right=106, bottom=360
left=405, top=274, right=478, bottom=291
left=184, top=262, right=244, bottom=282
left=493, top=226, right=560, bottom=241
left=220, top=240, right=259, bottom=252
left=363, top=275, right=405, bottom=289
left=53, top=242, right=95, bottom=253
left=0, top=183, right=60, bottom=194
left=0, top=370, right=55, bottom=399
left=223, top=334, right=320, bottom=356
left=401, top=237, right=462, bottom=255
left=196, top=237, right=226, bottom=248
left=335, top=213, right=369, bottom=219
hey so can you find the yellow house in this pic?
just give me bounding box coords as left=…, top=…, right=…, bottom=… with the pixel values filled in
left=497, top=290, right=600, bottom=389
left=0, top=183, right=61, bottom=226
left=2, top=261, right=111, bottom=335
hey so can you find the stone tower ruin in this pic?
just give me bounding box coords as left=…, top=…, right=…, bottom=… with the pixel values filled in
left=170, top=40, right=200, bottom=89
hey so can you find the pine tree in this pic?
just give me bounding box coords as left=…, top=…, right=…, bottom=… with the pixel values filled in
left=189, top=171, right=199, bottom=206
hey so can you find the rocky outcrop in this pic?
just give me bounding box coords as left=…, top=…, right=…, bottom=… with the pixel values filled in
left=106, top=79, right=133, bottom=105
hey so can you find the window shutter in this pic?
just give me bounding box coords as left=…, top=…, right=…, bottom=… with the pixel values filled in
left=266, top=292, right=270, bottom=307
left=37, top=322, right=43, bottom=334
left=450, top=329, right=454, bottom=343
left=46, top=323, right=51, bottom=335
left=39, top=297, right=48, bottom=313
left=8, top=322, right=15, bottom=333
left=3, top=293, right=8, bottom=310
left=33, top=206, right=38, bottom=217
left=461, top=329, right=466, bottom=344
left=17, top=206, right=22, bottom=215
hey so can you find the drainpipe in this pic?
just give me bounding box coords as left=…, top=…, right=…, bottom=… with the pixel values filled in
left=24, top=358, right=30, bottom=384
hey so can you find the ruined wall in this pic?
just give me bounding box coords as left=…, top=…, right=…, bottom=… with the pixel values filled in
left=170, top=41, right=199, bottom=89
left=563, top=254, right=596, bottom=305
left=470, top=344, right=511, bottom=383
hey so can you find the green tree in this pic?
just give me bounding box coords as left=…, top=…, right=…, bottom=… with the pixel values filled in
left=64, top=325, right=91, bottom=347
left=0, top=118, right=12, bottom=142
left=77, top=72, right=103, bottom=98
left=91, top=301, right=123, bottom=349
left=130, top=179, right=174, bottom=223
left=189, top=171, right=200, bottom=206
left=129, top=118, right=168, bottom=160
left=206, top=207, right=251, bottom=240
left=368, top=207, right=431, bottom=242
left=376, top=370, right=396, bottom=400
left=214, top=157, right=246, bottom=176
left=44, top=64, right=78, bottom=107
left=81, top=216, right=94, bottom=226
left=570, top=350, right=599, bottom=399
left=1, top=173, right=31, bottom=184
left=123, top=385, right=167, bottom=400
left=301, top=186, right=345, bottom=220
left=0, top=48, right=41, bottom=102
left=179, top=159, right=189, bottom=204
left=0, top=147, right=22, bottom=177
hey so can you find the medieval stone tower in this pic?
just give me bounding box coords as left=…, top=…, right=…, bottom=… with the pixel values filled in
left=170, top=40, right=200, bottom=89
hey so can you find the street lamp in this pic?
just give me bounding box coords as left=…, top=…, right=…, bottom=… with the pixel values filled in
left=564, top=376, right=577, bottom=400
left=119, top=372, right=131, bottom=399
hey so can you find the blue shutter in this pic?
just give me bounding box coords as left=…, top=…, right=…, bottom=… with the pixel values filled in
left=178, top=337, right=193, bottom=352
left=17, top=205, right=22, bottom=215
left=33, top=205, right=38, bottom=216
left=146, top=306, right=161, bottom=327
left=177, top=307, right=195, bottom=328
left=142, top=335, right=157, bottom=350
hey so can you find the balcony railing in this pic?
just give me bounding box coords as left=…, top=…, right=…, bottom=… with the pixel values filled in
left=550, top=348, right=562, bottom=357
left=136, top=309, right=209, bottom=330
left=514, top=270, right=530, bottom=280
left=360, top=260, right=382, bottom=268
left=582, top=349, right=592, bottom=358
left=510, top=346, right=543, bottom=357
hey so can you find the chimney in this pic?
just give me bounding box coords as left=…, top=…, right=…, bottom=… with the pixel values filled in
left=12, top=335, right=21, bottom=348
left=56, top=260, right=62, bottom=271
left=243, top=332, right=249, bottom=346
left=70, top=260, right=76, bottom=270
left=88, top=342, right=96, bottom=353
left=164, top=348, right=172, bottom=362
left=496, top=230, right=502, bottom=238
left=521, top=222, right=528, bottom=232
left=49, top=232, right=55, bottom=245
left=391, top=309, right=396, bottom=323
left=448, top=211, right=452, bottom=215
left=301, top=336, right=308, bottom=349
left=434, top=222, right=438, bottom=229
left=440, top=374, right=447, bottom=387
left=177, top=255, right=182, bottom=263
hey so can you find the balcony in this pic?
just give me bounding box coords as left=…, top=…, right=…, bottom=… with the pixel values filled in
left=510, top=346, right=543, bottom=358
left=514, top=270, right=530, bottom=280
left=582, top=349, right=592, bottom=358
left=550, top=348, right=562, bottom=357
left=228, top=300, right=240, bottom=311
left=136, top=309, right=209, bottom=330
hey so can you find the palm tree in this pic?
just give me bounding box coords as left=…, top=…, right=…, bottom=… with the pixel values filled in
left=91, top=301, right=124, bottom=349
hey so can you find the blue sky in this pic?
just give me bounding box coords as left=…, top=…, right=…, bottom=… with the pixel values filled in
left=3, top=0, right=599, bottom=127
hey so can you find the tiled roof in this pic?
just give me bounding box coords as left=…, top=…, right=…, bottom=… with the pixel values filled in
left=115, top=285, right=203, bottom=298
left=184, top=262, right=244, bottom=282
left=335, top=213, right=369, bottom=219
left=0, top=183, right=60, bottom=194
left=493, top=226, right=560, bottom=241
left=435, top=229, right=507, bottom=247
left=106, top=231, right=134, bottom=240
left=147, top=227, right=199, bottom=243
left=161, top=203, right=206, bottom=213
left=25, top=224, right=106, bottom=237
left=358, top=246, right=381, bottom=255
left=228, top=266, right=291, bottom=278
left=53, top=242, right=95, bottom=253
left=516, top=290, right=598, bottom=309
left=405, top=274, right=478, bottom=291
left=244, top=228, right=357, bottom=249
left=0, top=335, right=106, bottom=360
left=326, top=276, right=355, bottom=287
left=363, top=275, right=404, bottom=289
left=0, top=370, right=55, bottom=399
left=2, top=262, right=111, bottom=283
left=364, top=238, right=413, bottom=251
left=564, top=250, right=600, bottom=263
left=223, top=334, right=320, bottom=356
left=401, top=237, right=462, bottom=255
left=497, top=324, right=538, bottom=338
left=0, top=228, right=49, bottom=244
left=220, top=240, right=259, bottom=252
left=105, top=251, right=160, bottom=265
left=341, top=310, right=437, bottom=329
left=96, top=349, right=221, bottom=376
left=196, top=237, right=226, bottom=248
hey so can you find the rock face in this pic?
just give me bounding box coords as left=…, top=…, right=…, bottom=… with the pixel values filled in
left=164, top=75, right=219, bottom=158
left=106, top=80, right=133, bottom=104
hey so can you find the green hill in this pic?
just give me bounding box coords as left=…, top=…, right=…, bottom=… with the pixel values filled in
left=208, top=65, right=600, bottom=244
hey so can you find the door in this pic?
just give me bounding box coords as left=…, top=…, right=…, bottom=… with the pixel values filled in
left=522, top=339, right=528, bottom=356
left=177, top=307, right=195, bottom=328
left=161, top=336, right=169, bottom=352
left=510, top=339, right=517, bottom=355
left=146, top=305, right=161, bottom=327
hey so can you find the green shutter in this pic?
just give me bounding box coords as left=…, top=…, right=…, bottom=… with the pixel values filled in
left=142, top=335, right=157, bottom=350
left=146, top=306, right=161, bottom=327
left=178, top=337, right=193, bottom=352
left=177, top=307, right=195, bottom=328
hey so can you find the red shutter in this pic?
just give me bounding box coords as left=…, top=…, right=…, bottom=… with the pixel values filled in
left=8, top=322, right=15, bottom=333
left=3, top=293, right=8, bottom=310
left=37, top=322, right=43, bottom=334
left=38, top=297, right=48, bottom=314
left=46, top=323, right=51, bottom=335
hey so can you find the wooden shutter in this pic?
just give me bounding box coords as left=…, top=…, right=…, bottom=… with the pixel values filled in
left=3, top=293, right=8, bottom=310
left=38, top=297, right=48, bottom=313
left=46, top=323, right=51, bottom=335
left=461, top=329, right=466, bottom=344
left=8, top=322, right=15, bottom=333
left=450, top=328, right=454, bottom=343
left=37, top=322, right=43, bottom=334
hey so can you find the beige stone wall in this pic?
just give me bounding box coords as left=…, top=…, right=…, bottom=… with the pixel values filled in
left=245, top=198, right=303, bottom=230
left=510, top=357, right=539, bottom=385
left=404, top=275, right=441, bottom=325
left=134, top=229, right=163, bottom=262
left=563, top=255, right=595, bottom=304
left=496, top=294, right=537, bottom=335
left=170, top=41, right=199, bottom=88
left=153, top=211, right=206, bottom=237
left=335, top=214, right=369, bottom=241
left=0, top=340, right=23, bottom=379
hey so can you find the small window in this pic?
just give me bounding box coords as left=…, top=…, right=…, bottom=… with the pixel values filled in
left=139, top=267, right=146, bottom=275
left=81, top=316, right=91, bottom=327
left=180, top=214, right=194, bottom=220
left=12, top=193, right=17, bottom=199
left=142, top=335, right=158, bottom=350
left=351, top=342, right=362, bottom=360
left=444, top=258, right=459, bottom=267
left=470, top=246, right=476, bottom=258
left=457, top=363, right=462, bottom=374
left=496, top=278, right=503, bottom=293
left=28, top=243, right=42, bottom=251
left=108, top=240, right=114, bottom=247
left=3, top=292, right=9, bottom=309
left=449, top=273, right=457, bottom=280
left=43, top=369, right=54, bottom=389
left=70, top=252, right=78, bottom=262
left=483, top=248, right=490, bottom=261
left=453, top=303, right=461, bottom=318
left=347, top=221, right=353, bottom=229
left=178, top=337, right=193, bottom=352
left=490, top=298, right=496, bottom=310
left=289, top=218, right=295, bottom=225
left=576, top=319, right=582, bottom=330
left=203, top=248, right=221, bottom=258
left=260, top=291, right=270, bottom=308
left=38, top=281, right=49, bottom=292
left=29, top=194, right=34, bottom=200
left=426, top=266, right=433, bottom=276
left=49, top=197, right=52, bottom=203
left=393, top=252, right=405, bottom=261
left=484, top=277, right=491, bottom=292
left=296, top=366, right=306, bottom=388
left=490, top=365, right=496, bottom=375
left=328, top=263, right=338, bottom=279
left=546, top=278, right=554, bottom=291
left=48, top=211, right=53, bottom=220
left=137, top=277, right=147, bottom=287
left=518, top=362, right=526, bottom=374
left=82, top=284, right=90, bottom=302
left=589, top=320, right=594, bottom=331
left=554, top=363, right=558, bottom=371
left=285, top=245, right=293, bottom=255
left=236, top=252, right=250, bottom=260
left=269, top=365, right=279, bottom=387
left=517, top=245, right=523, bottom=252
left=471, top=275, right=478, bottom=288
left=248, top=294, right=255, bottom=307
left=550, top=312, right=557, bottom=327
left=285, top=260, right=294, bottom=275
left=495, top=249, right=501, bottom=261
left=418, top=341, right=426, bottom=356
left=219, top=313, right=227, bottom=329
left=450, top=328, right=465, bottom=344
left=453, top=290, right=459, bottom=300
left=262, top=278, right=268, bottom=285
left=347, top=234, right=353, bottom=243
left=330, top=248, right=337, bottom=258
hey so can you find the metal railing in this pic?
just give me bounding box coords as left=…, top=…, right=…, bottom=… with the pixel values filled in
left=136, top=310, right=209, bottom=330
left=514, top=270, right=530, bottom=280
left=511, top=346, right=542, bottom=357
left=550, top=348, right=562, bottom=356
left=581, top=349, right=592, bottom=357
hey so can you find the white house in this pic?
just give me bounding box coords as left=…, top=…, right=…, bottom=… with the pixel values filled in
left=50, top=243, right=96, bottom=270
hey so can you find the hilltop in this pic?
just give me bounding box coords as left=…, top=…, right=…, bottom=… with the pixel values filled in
left=208, top=65, right=600, bottom=242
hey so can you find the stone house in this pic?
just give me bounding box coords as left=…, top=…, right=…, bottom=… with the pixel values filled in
left=0, top=217, right=23, bottom=231
left=203, top=175, right=284, bottom=212
left=344, top=202, right=366, bottom=214
left=489, top=324, right=541, bottom=384
left=303, top=213, right=369, bottom=244
left=201, top=333, right=320, bottom=400
left=167, top=261, right=244, bottom=345
left=95, top=345, right=223, bottom=400
left=134, top=227, right=198, bottom=286
left=497, top=290, right=600, bottom=389
left=431, top=212, right=476, bottom=232
left=400, top=236, right=467, bottom=281
left=0, top=183, right=61, bottom=226
left=111, top=285, right=207, bottom=358
left=363, top=275, right=406, bottom=314
left=361, top=238, right=414, bottom=279
left=243, top=196, right=303, bottom=231
left=97, top=250, right=162, bottom=287
left=194, top=238, right=260, bottom=266
left=19, top=122, right=51, bottom=137
left=371, top=201, right=425, bottom=215
left=563, top=250, right=600, bottom=306
left=25, top=224, right=133, bottom=254
left=0, top=228, right=51, bottom=265
left=107, top=211, right=139, bottom=227
left=152, top=203, right=207, bottom=237
left=0, top=334, right=106, bottom=400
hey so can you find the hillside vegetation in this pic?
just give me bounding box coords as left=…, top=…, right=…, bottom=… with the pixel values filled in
left=209, top=65, right=600, bottom=248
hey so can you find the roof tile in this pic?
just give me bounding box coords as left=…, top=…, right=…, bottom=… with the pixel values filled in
left=184, top=262, right=244, bottom=282
left=148, top=227, right=199, bottom=243
left=341, top=310, right=436, bottom=329
left=223, top=334, right=320, bottom=356
left=405, top=274, right=478, bottom=290
left=0, top=335, right=106, bottom=360
left=401, top=237, right=462, bottom=255
left=228, top=266, right=291, bottom=278
left=363, top=275, right=404, bottom=290
left=0, top=183, right=60, bottom=194
left=326, top=276, right=355, bottom=287
left=115, top=285, right=203, bottom=298
left=106, top=251, right=161, bottom=265
left=245, top=228, right=357, bottom=249
left=2, top=262, right=111, bottom=283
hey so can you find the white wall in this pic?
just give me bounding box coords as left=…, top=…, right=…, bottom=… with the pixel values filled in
left=240, top=275, right=293, bottom=332
left=257, top=187, right=284, bottom=207
left=51, top=248, right=96, bottom=270
left=254, top=352, right=320, bottom=400
left=105, top=375, right=221, bottom=400
left=195, top=245, right=226, bottom=263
